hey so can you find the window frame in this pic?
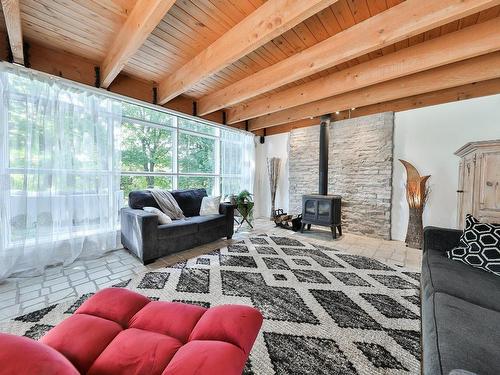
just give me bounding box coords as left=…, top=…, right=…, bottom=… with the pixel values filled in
left=120, top=104, right=249, bottom=202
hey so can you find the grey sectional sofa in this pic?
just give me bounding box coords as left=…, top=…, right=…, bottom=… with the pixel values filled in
left=422, top=227, right=500, bottom=375
left=121, top=188, right=234, bottom=264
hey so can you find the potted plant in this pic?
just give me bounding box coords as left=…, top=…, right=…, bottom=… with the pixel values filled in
left=236, top=190, right=254, bottom=225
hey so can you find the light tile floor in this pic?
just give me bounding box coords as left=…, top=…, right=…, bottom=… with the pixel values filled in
left=0, top=218, right=422, bottom=322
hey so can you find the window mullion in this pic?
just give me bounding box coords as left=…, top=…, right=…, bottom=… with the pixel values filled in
left=172, top=117, right=178, bottom=190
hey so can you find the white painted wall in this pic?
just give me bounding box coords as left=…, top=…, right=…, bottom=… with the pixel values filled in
left=254, top=133, right=290, bottom=218
left=391, top=94, right=500, bottom=240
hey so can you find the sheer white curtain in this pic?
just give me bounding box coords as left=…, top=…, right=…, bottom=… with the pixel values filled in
left=0, top=64, right=122, bottom=280
left=220, top=129, right=255, bottom=196
left=241, top=132, right=256, bottom=194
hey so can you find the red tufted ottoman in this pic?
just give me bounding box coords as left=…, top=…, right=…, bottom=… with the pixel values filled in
left=1, top=288, right=263, bottom=375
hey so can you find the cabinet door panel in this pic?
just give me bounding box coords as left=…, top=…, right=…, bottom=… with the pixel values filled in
left=479, top=153, right=500, bottom=214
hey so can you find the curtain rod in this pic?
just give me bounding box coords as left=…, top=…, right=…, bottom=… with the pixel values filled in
left=0, top=61, right=254, bottom=137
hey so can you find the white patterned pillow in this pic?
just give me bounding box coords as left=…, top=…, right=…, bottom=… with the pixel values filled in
left=447, top=214, right=500, bottom=276
left=143, top=207, right=172, bottom=225
left=199, top=196, right=221, bottom=216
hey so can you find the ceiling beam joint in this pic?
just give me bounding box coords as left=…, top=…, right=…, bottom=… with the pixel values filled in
left=100, top=0, right=175, bottom=88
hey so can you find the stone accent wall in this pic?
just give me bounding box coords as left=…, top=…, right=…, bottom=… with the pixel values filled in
left=289, top=126, right=320, bottom=214
left=289, top=112, right=394, bottom=240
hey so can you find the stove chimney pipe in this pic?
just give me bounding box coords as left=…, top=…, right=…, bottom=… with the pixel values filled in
left=319, top=114, right=331, bottom=195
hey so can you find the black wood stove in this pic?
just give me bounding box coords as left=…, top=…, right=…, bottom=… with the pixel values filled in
left=300, top=114, right=342, bottom=239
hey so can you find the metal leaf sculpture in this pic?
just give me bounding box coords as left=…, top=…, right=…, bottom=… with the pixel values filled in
left=399, top=159, right=431, bottom=249
left=399, top=159, right=431, bottom=209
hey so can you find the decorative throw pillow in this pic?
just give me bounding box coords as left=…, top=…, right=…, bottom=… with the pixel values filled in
left=447, top=214, right=500, bottom=276
left=199, top=196, right=221, bottom=216
left=143, top=207, right=172, bottom=225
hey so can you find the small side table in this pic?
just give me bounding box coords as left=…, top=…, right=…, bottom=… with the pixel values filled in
left=233, top=202, right=253, bottom=231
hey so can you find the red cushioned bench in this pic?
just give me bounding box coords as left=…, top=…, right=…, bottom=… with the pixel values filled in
left=0, top=288, right=263, bottom=375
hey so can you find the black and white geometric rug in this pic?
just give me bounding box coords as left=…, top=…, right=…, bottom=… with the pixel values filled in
left=0, top=235, right=421, bottom=374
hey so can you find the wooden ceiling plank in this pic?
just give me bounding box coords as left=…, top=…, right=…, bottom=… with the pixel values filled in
left=93, top=0, right=134, bottom=19
left=385, top=0, right=404, bottom=6
left=253, top=47, right=280, bottom=66
left=248, top=51, right=500, bottom=130
left=280, top=28, right=308, bottom=54
left=303, top=15, right=330, bottom=41
left=153, top=20, right=207, bottom=58
left=167, top=5, right=221, bottom=43
left=175, top=0, right=232, bottom=35
left=195, top=0, right=239, bottom=29
left=1, top=0, right=23, bottom=64
left=366, top=0, right=388, bottom=16
left=346, top=0, right=372, bottom=23
left=261, top=42, right=289, bottom=61
left=157, top=0, right=339, bottom=105
left=141, top=36, right=191, bottom=61
left=333, top=0, right=357, bottom=28
left=228, top=17, right=500, bottom=123
left=22, top=14, right=106, bottom=57
left=100, top=0, right=175, bottom=88
left=72, top=0, right=129, bottom=24
left=247, top=0, right=266, bottom=8
left=440, top=19, right=461, bottom=35
left=228, top=0, right=260, bottom=15
left=477, top=4, right=500, bottom=20
left=316, top=6, right=343, bottom=35
left=21, top=3, right=113, bottom=46
left=22, top=0, right=118, bottom=34
left=292, top=23, right=320, bottom=47
left=207, top=0, right=248, bottom=24
left=197, top=0, right=500, bottom=116
left=459, top=12, right=481, bottom=28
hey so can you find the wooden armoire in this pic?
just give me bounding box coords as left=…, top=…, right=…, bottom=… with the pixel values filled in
left=455, top=140, right=500, bottom=228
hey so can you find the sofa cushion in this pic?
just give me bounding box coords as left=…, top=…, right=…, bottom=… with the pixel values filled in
left=189, top=214, right=227, bottom=230
left=162, top=340, right=247, bottom=375
left=423, top=292, right=500, bottom=375
left=87, top=329, right=182, bottom=375
left=0, top=333, right=79, bottom=375
left=170, top=189, right=207, bottom=217
left=200, top=196, right=221, bottom=216
left=157, top=219, right=198, bottom=239
left=422, top=247, right=500, bottom=312
left=128, top=190, right=160, bottom=210
left=41, top=314, right=123, bottom=374
left=130, top=302, right=206, bottom=343
left=447, top=214, right=500, bottom=277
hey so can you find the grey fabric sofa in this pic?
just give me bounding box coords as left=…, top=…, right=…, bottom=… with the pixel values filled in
left=422, top=227, right=500, bottom=375
left=121, top=188, right=234, bottom=264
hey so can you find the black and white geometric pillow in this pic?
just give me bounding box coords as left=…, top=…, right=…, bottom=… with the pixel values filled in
left=447, top=214, right=500, bottom=276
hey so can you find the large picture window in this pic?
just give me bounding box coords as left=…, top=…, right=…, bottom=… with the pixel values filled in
left=119, top=103, right=254, bottom=203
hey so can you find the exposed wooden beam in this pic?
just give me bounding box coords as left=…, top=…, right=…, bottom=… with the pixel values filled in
left=248, top=51, right=500, bottom=130
left=198, top=0, right=500, bottom=116
left=0, top=35, right=228, bottom=125
left=157, top=0, right=338, bottom=105
left=100, top=0, right=175, bottom=88
left=228, top=17, right=500, bottom=123
left=263, top=78, right=500, bottom=135
left=1, top=0, right=23, bottom=64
